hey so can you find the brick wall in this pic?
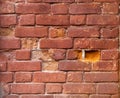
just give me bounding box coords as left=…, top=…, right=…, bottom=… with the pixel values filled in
left=0, top=0, right=120, bottom=98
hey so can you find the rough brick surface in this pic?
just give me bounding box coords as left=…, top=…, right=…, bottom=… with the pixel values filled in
left=0, top=0, right=119, bottom=97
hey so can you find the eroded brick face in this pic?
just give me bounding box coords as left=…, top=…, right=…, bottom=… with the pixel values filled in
left=0, top=0, right=119, bottom=98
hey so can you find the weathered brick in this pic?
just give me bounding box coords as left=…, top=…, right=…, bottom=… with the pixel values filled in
left=11, top=84, right=44, bottom=94
left=59, top=61, right=91, bottom=71
left=0, top=72, right=13, bottom=83
left=94, top=0, right=118, bottom=2
left=42, top=61, right=58, bottom=71
left=15, top=72, right=32, bottom=82
left=74, top=38, right=90, bottom=49
left=87, top=15, right=119, bottom=25
left=67, top=50, right=78, bottom=60
left=27, top=0, right=42, bottom=2
left=49, top=28, right=65, bottom=38
left=0, top=3, right=15, bottom=13
left=44, top=0, right=74, bottom=2
left=54, top=95, right=88, bottom=98
left=101, top=50, right=119, bottom=60
left=67, top=72, right=83, bottom=82
left=103, top=3, right=119, bottom=14
left=8, top=61, right=41, bottom=72
left=3, top=95, right=19, bottom=98
left=46, top=84, right=62, bottom=93
left=70, top=15, right=86, bottom=25
left=84, top=72, right=118, bottom=82
left=101, top=28, right=119, bottom=38
left=21, top=38, right=38, bottom=49
left=90, top=39, right=118, bottom=49
left=49, top=49, right=66, bottom=60
left=33, top=72, right=66, bottom=83
left=21, top=95, right=53, bottom=98
left=16, top=3, right=50, bottom=14
left=15, top=26, right=48, bottom=38
left=97, top=83, right=118, bottom=94
left=19, top=14, right=35, bottom=26
left=92, top=61, right=118, bottom=71
left=89, top=94, right=110, bottom=98
left=76, top=0, right=93, bottom=2
left=111, top=94, right=119, bottom=98
left=16, top=49, right=31, bottom=60
left=40, top=38, right=72, bottom=49
left=0, top=15, right=16, bottom=27
left=70, top=3, right=101, bottom=14
left=63, top=83, right=96, bottom=94
left=0, top=38, right=20, bottom=49
left=68, top=27, right=99, bottom=38
left=52, top=4, right=68, bottom=14
left=36, top=15, right=69, bottom=26
left=0, top=62, right=7, bottom=72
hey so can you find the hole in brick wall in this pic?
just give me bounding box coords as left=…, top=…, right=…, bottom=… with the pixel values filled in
left=78, top=50, right=100, bottom=62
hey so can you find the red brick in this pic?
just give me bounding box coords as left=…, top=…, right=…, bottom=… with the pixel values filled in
left=0, top=38, right=20, bottom=49
left=101, top=28, right=119, bottom=38
left=67, top=72, right=83, bottom=82
left=3, top=95, right=19, bottom=98
left=52, top=4, right=68, bottom=14
left=90, top=94, right=110, bottom=98
left=63, top=83, right=96, bottom=94
left=97, top=83, right=118, bottom=94
left=19, top=14, right=35, bottom=26
left=8, top=61, right=41, bottom=72
left=46, top=84, right=62, bottom=93
left=70, top=15, right=86, bottom=25
left=33, top=72, right=66, bottom=83
left=16, top=3, right=50, bottom=14
left=27, top=0, right=42, bottom=2
left=90, top=39, right=118, bottom=49
left=94, top=0, right=118, bottom=2
left=68, top=27, right=99, bottom=38
left=50, top=49, right=66, bottom=60
left=101, top=50, right=119, bottom=60
left=54, top=95, right=88, bottom=98
left=0, top=15, right=16, bottom=27
left=87, top=15, right=119, bottom=25
left=92, top=61, right=118, bottom=71
left=84, top=72, right=118, bottom=82
left=0, top=72, right=13, bottom=83
left=15, top=0, right=25, bottom=2
left=67, top=50, right=78, bottom=60
left=44, top=0, right=74, bottom=2
left=74, top=38, right=90, bottom=49
left=11, top=84, right=44, bottom=94
left=0, top=53, right=8, bottom=61
left=0, top=3, right=14, bottom=13
left=15, top=72, right=32, bottom=82
left=21, top=95, right=53, bottom=98
left=70, top=3, right=101, bottom=14
left=103, top=3, right=119, bottom=14
left=59, top=61, right=91, bottom=71
left=36, top=15, right=69, bottom=26
left=40, top=38, right=72, bottom=49
left=16, top=49, right=31, bottom=60
left=0, top=62, right=6, bottom=71
left=76, top=0, right=93, bottom=2
left=15, top=26, right=48, bottom=38
left=111, top=94, right=119, bottom=98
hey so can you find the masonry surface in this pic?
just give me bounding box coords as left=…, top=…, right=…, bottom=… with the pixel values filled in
left=0, top=0, right=120, bottom=98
